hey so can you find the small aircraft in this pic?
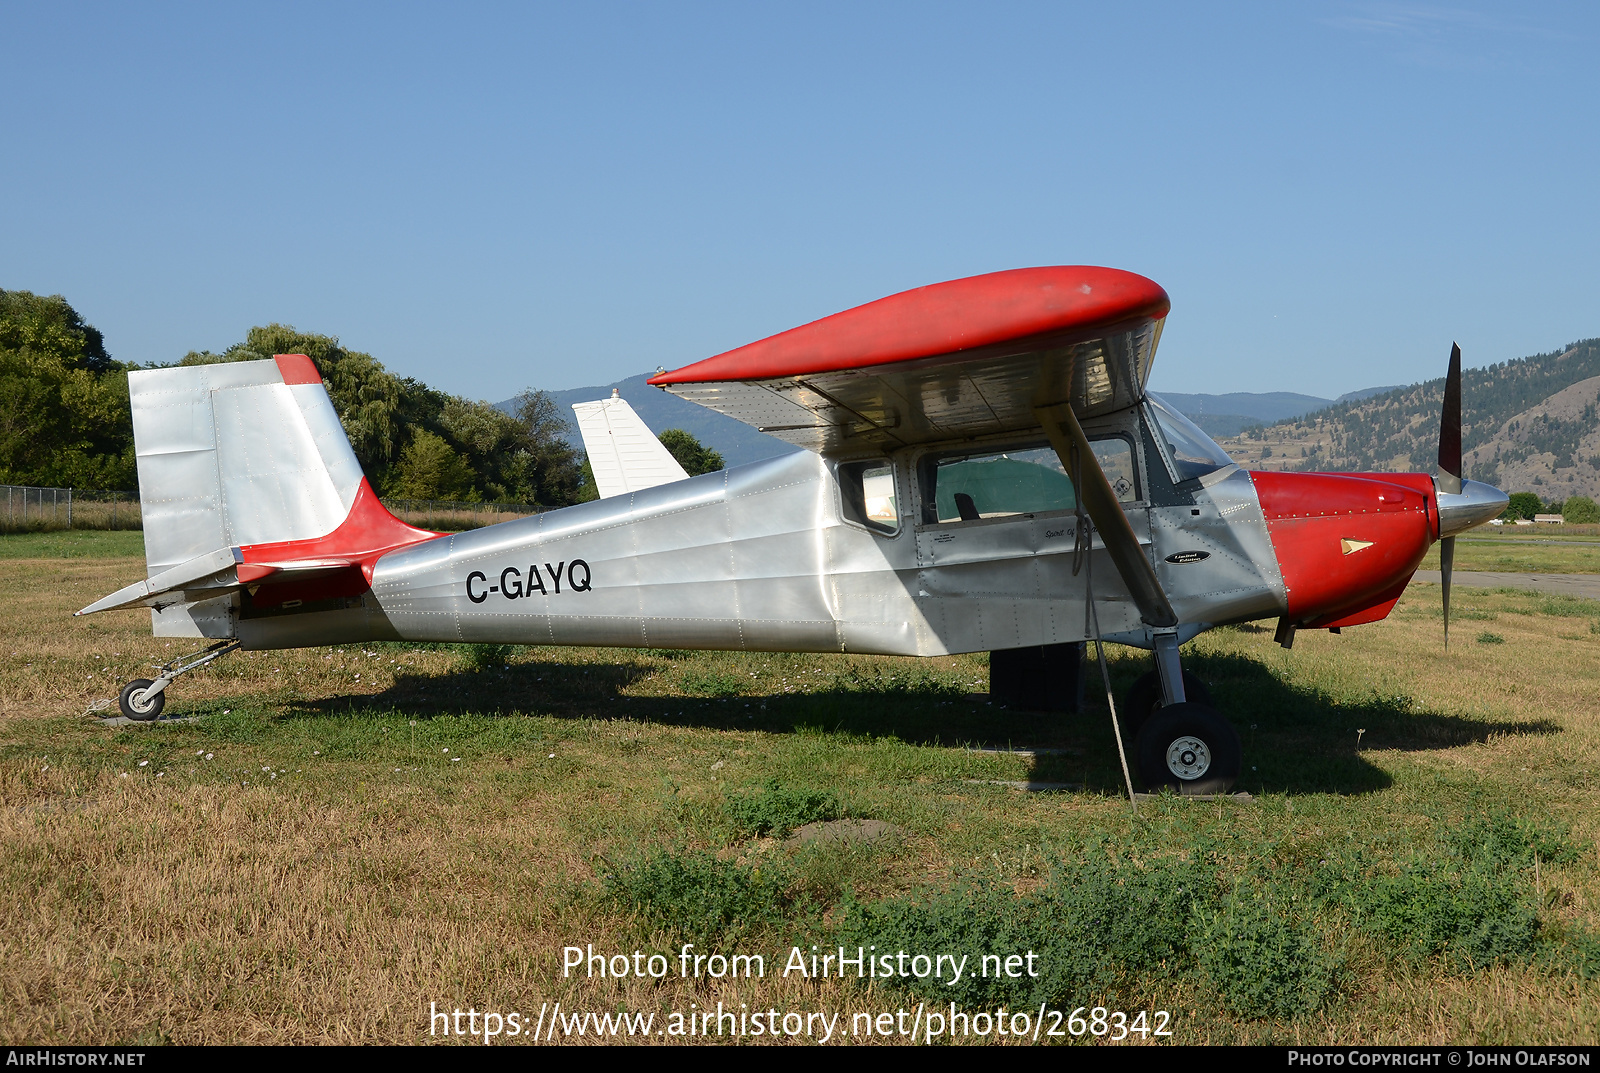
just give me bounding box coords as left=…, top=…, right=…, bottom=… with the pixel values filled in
left=77, top=266, right=1507, bottom=794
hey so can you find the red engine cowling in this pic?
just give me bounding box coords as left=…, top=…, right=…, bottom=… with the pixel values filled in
left=1251, top=471, right=1435, bottom=629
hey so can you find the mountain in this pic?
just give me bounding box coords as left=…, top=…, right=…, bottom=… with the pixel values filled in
left=1336, top=385, right=1404, bottom=403
left=498, top=374, right=801, bottom=468
left=1212, top=339, right=1600, bottom=499
left=1153, top=390, right=1377, bottom=438
left=1154, top=391, right=1335, bottom=423
left=1463, top=374, right=1600, bottom=496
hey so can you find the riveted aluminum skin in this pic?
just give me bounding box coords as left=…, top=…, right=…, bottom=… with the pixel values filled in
left=130, top=362, right=363, bottom=577
left=1148, top=466, right=1287, bottom=629
left=370, top=451, right=877, bottom=653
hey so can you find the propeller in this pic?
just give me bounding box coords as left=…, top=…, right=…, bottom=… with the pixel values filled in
left=1437, top=343, right=1462, bottom=648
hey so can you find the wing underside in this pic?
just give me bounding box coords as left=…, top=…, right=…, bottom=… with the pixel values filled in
left=662, top=322, right=1161, bottom=452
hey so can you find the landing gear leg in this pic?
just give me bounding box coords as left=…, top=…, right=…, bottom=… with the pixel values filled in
left=1134, top=629, right=1241, bottom=795
left=1151, top=630, right=1187, bottom=707
left=118, top=640, right=241, bottom=721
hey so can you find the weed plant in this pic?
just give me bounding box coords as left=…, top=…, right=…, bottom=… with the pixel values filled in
left=726, top=779, right=842, bottom=838
left=602, top=850, right=819, bottom=944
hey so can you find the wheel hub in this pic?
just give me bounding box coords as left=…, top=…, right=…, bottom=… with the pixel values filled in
left=1165, top=736, right=1211, bottom=780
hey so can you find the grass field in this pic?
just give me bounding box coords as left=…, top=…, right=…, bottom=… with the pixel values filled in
left=1421, top=534, right=1600, bottom=574
left=2, top=536, right=1598, bottom=1045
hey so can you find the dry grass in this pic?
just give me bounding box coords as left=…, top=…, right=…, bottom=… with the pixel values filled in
left=2, top=538, right=1598, bottom=1045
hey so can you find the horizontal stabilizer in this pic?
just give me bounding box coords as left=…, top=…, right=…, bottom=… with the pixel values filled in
left=75, top=548, right=360, bottom=615
left=572, top=392, right=689, bottom=499
left=76, top=548, right=240, bottom=616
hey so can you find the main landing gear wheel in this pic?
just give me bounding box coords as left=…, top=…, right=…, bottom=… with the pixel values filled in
left=118, top=679, right=165, bottom=721
left=1135, top=702, right=1240, bottom=796
left=1122, top=670, right=1212, bottom=740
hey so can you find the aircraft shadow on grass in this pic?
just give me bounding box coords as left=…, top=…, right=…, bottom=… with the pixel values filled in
left=286, top=642, right=1559, bottom=798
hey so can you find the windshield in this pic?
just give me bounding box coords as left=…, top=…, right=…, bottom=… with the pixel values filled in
left=1146, top=393, right=1236, bottom=482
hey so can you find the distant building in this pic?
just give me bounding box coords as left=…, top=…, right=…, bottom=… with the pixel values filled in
left=1534, top=514, right=1563, bottom=524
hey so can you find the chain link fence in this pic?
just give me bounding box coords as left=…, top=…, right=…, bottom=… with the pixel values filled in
left=1, top=486, right=143, bottom=532
left=1, top=486, right=547, bottom=534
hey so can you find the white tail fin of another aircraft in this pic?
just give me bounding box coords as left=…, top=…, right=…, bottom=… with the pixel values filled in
left=572, top=391, right=689, bottom=499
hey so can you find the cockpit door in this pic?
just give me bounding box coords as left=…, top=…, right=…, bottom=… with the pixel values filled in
left=909, top=422, right=1155, bottom=651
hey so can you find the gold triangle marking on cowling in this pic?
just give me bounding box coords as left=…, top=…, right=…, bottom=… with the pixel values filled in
left=1342, top=539, right=1374, bottom=555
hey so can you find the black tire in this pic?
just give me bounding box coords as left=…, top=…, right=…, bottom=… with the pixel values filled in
left=1121, top=669, right=1211, bottom=740
left=1134, top=702, right=1240, bottom=795
left=119, top=679, right=165, bottom=721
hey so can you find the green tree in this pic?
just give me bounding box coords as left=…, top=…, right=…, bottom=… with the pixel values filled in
left=576, top=456, right=599, bottom=503
left=658, top=428, right=725, bottom=476
left=0, top=291, right=134, bottom=488
left=1562, top=495, right=1600, bottom=524
left=506, top=389, right=584, bottom=504
left=178, top=328, right=584, bottom=506
left=0, top=356, right=75, bottom=483
left=179, top=325, right=409, bottom=485
left=0, top=291, right=112, bottom=372
left=391, top=429, right=479, bottom=500
left=1504, top=492, right=1542, bottom=520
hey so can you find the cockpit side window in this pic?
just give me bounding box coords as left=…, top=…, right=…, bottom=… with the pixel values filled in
left=838, top=460, right=899, bottom=535
left=1090, top=437, right=1140, bottom=504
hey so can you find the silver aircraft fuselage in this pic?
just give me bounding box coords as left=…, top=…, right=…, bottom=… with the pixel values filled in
left=236, top=407, right=1288, bottom=655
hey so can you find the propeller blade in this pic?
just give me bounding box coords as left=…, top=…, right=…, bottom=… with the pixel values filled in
left=1438, top=343, right=1462, bottom=647
left=1441, top=535, right=1455, bottom=649
left=1035, top=401, right=1177, bottom=628
left=1438, top=342, right=1463, bottom=495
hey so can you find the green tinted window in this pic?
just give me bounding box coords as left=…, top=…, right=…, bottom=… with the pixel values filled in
left=929, top=440, right=1137, bottom=524
left=933, top=448, right=1074, bottom=522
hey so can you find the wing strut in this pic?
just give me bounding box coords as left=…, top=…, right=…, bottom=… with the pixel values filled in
left=1034, top=402, right=1177, bottom=629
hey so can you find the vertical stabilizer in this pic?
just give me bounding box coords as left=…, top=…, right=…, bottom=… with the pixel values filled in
left=123, top=355, right=436, bottom=638
left=572, top=391, right=690, bottom=498
left=132, top=355, right=367, bottom=576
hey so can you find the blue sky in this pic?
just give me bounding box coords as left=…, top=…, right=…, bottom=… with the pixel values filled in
left=5, top=2, right=1596, bottom=401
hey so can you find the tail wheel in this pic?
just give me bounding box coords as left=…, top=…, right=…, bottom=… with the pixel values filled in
left=1135, top=702, right=1240, bottom=795
left=119, top=679, right=166, bottom=722
left=1121, top=670, right=1211, bottom=740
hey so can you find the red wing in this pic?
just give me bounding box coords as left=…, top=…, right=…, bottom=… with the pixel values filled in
left=650, top=266, right=1170, bottom=452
